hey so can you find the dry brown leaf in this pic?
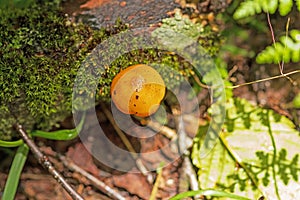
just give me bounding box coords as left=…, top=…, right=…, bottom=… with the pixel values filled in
left=80, top=0, right=111, bottom=9
left=66, top=143, right=100, bottom=177
left=113, top=172, right=152, bottom=199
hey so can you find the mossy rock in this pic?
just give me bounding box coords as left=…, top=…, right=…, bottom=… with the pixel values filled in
left=0, top=1, right=113, bottom=140
left=0, top=2, right=222, bottom=141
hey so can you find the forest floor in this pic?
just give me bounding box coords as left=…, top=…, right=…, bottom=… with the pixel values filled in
left=0, top=0, right=299, bottom=199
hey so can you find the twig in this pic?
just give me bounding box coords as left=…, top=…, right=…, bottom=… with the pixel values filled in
left=182, top=156, right=199, bottom=192
left=228, top=70, right=300, bottom=88
left=173, top=109, right=199, bottom=198
left=100, top=102, right=136, bottom=155
left=192, top=68, right=300, bottom=89
left=149, top=165, right=163, bottom=200
left=58, top=154, right=126, bottom=200
left=14, top=124, right=84, bottom=200
left=99, top=102, right=153, bottom=182
left=174, top=110, right=193, bottom=155
left=267, top=12, right=294, bottom=84
left=140, top=119, right=177, bottom=140
left=266, top=12, right=276, bottom=50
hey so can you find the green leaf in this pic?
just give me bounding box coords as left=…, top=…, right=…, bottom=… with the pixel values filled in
left=224, top=98, right=300, bottom=199
left=256, top=29, right=300, bottom=64
left=192, top=134, right=263, bottom=199
left=2, top=144, right=29, bottom=200
left=292, top=93, right=300, bottom=108
left=268, top=0, right=279, bottom=14
left=278, top=0, right=293, bottom=16
left=233, top=0, right=262, bottom=20
left=296, top=0, right=300, bottom=11
left=192, top=98, right=300, bottom=200
left=233, top=0, right=297, bottom=19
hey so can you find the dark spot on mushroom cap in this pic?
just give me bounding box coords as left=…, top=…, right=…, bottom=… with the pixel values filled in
left=135, top=95, right=139, bottom=100
left=113, top=90, right=117, bottom=95
left=133, top=104, right=136, bottom=107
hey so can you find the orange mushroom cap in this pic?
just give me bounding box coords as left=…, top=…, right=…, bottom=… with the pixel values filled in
left=110, top=64, right=166, bottom=117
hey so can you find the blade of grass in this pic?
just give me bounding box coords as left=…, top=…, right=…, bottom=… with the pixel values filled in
left=30, top=112, right=85, bottom=140
left=0, top=139, right=23, bottom=147
left=170, top=189, right=251, bottom=200
left=2, top=143, right=29, bottom=200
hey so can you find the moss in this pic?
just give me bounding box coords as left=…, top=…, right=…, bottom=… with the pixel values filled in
left=152, top=11, right=222, bottom=56
left=0, top=1, right=126, bottom=140
left=0, top=2, right=222, bottom=141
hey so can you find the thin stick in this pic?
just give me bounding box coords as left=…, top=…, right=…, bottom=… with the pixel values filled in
left=267, top=13, right=294, bottom=84
left=193, top=69, right=300, bottom=89
left=266, top=12, right=276, bottom=49
left=282, top=17, right=295, bottom=83
left=149, top=166, right=163, bottom=200
left=58, top=154, right=126, bottom=200
left=174, top=112, right=199, bottom=198
left=14, top=124, right=84, bottom=200
left=100, top=102, right=136, bottom=156
left=140, top=119, right=177, bottom=140
left=99, top=102, right=152, bottom=182
left=228, top=70, right=299, bottom=89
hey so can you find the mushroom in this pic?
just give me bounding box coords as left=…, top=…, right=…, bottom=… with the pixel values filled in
left=110, top=64, right=166, bottom=117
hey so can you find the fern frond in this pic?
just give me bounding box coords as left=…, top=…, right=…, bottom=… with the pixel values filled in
left=233, top=0, right=299, bottom=19
left=262, top=0, right=278, bottom=14
left=256, top=29, right=300, bottom=64
left=279, top=0, right=293, bottom=16
left=296, top=0, right=300, bottom=11
left=233, top=0, right=264, bottom=19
